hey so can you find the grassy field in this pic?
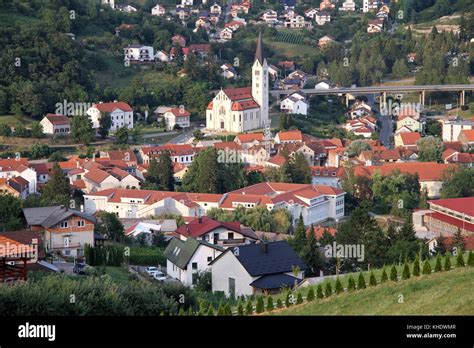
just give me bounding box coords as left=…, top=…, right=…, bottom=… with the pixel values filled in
left=0, top=114, right=35, bottom=126
left=272, top=267, right=474, bottom=315
left=102, top=266, right=130, bottom=285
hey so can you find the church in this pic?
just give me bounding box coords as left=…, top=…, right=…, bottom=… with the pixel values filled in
left=206, top=34, right=269, bottom=133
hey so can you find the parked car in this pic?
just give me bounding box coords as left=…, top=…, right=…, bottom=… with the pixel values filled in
left=153, top=271, right=167, bottom=281
left=73, top=262, right=88, bottom=275
left=145, top=266, right=159, bottom=276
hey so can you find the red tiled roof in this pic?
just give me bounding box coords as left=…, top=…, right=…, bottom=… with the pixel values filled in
left=443, top=141, right=463, bottom=152
left=460, top=129, right=474, bottom=142
left=84, top=168, right=112, bottom=184
left=106, top=150, right=137, bottom=162
left=399, top=132, right=421, bottom=145
left=189, top=43, right=211, bottom=52
left=267, top=154, right=286, bottom=166
left=223, top=87, right=253, bottom=101
left=306, top=226, right=336, bottom=240
left=354, top=162, right=456, bottom=182
left=44, top=114, right=70, bottom=125
left=175, top=216, right=241, bottom=238
left=92, top=102, right=132, bottom=113
left=235, top=133, right=264, bottom=143
left=427, top=211, right=474, bottom=233
left=276, top=130, right=303, bottom=141
left=232, top=100, right=259, bottom=111
left=166, top=108, right=191, bottom=117
left=213, top=142, right=243, bottom=150
left=142, top=144, right=195, bottom=157
left=429, top=197, right=474, bottom=218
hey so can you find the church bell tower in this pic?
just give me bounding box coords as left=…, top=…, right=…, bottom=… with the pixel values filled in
left=252, top=33, right=269, bottom=127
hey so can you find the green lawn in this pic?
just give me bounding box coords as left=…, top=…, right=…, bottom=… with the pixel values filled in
left=102, top=266, right=130, bottom=285
left=0, top=114, right=35, bottom=126
left=272, top=267, right=474, bottom=315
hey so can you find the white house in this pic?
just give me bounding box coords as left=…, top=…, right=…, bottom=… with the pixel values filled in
left=102, top=0, right=114, bottom=9
left=181, top=0, right=193, bottom=5
left=275, top=130, right=303, bottom=144
left=116, top=4, right=137, bottom=13
left=304, top=8, right=319, bottom=19
left=163, top=107, right=191, bottom=131
left=442, top=118, right=474, bottom=142
left=151, top=4, right=166, bottom=16
left=124, top=45, right=154, bottom=62
left=340, top=0, right=356, bottom=11
left=210, top=3, right=222, bottom=15
left=220, top=27, right=234, bottom=40
left=86, top=101, right=134, bottom=131
left=280, top=92, right=308, bottom=115
left=40, top=114, right=70, bottom=135
left=210, top=241, right=306, bottom=296
left=315, top=11, right=331, bottom=26
left=261, top=10, right=278, bottom=23
left=0, top=158, right=37, bottom=194
left=165, top=237, right=224, bottom=286
left=155, top=50, right=171, bottom=62
left=285, top=15, right=311, bottom=29
left=221, top=63, right=238, bottom=79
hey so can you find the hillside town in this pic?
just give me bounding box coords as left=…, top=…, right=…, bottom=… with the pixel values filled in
left=0, top=0, right=473, bottom=327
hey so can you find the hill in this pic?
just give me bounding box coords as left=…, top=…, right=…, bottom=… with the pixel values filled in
left=272, top=267, right=474, bottom=315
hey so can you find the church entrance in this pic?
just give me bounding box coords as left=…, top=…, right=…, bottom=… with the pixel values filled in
left=220, top=121, right=225, bottom=129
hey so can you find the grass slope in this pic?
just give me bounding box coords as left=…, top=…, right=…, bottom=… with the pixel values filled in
left=273, top=267, right=474, bottom=315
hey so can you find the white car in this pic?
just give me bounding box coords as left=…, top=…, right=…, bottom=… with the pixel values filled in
left=145, top=266, right=159, bottom=276
left=153, top=271, right=167, bottom=281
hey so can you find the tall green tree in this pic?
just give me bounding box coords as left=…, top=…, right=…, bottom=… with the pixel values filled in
left=71, top=115, right=94, bottom=146
left=40, top=163, right=71, bottom=206
left=0, top=194, right=22, bottom=231
left=95, top=211, right=125, bottom=242
left=98, top=112, right=112, bottom=139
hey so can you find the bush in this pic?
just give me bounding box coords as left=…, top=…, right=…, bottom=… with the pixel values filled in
left=456, top=252, right=465, bottom=267
left=217, top=302, right=225, bottom=316
left=256, top=296, right=265, bottom=313
left=237, top=301, right=244, bottom=316
left=422, top=259, right=431, bottom=275
left=207, top=304, right=215, bottom=316
left=390, top=265, right=398, bottom=281
left=434, top=254, right=442, bottom=272
left=285, top=292, right=292, bottom=307
left=381, top=268, right=388, bottom=283
left=224, top=302, right=232, bottom=315
left=413, top=256, right=421, bottom=277
left=266, top=297, right=274, bottom=311
left=296, top=292, right=303, bottom=304
left=307, top=287, right=315, bottom=301
left=444, top=255, right=451, bottom=271
left=276, top=298, right=283, bottom=308
left=335, top=278, right=344, bottom=293
left=128, top=247, right=166, bottom=266
left=402, top=261, right=411, bottom=280
left=84, top=244, right=124, bottom=266
left=246, top=301, right=253, bottom=315
left=347, top=276, right=356, bottom=291
left=324, top=282, right=332, bottom=297
left=369, top=271, right=377, bottom=286
left=316, top=284, right=324, bottom=299
left=357, top=272, right=366, bottom=289
left=468, top=251, right=474, bottom=266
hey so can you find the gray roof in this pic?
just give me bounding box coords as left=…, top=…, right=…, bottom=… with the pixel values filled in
left=164, top=237, right=224, bottom=270
left=255, top=32, right=265, bottom=65
left=23, top=206, right=96, bottom=229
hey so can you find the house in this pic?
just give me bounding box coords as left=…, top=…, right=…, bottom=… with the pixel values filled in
left=268, top=64, right=280, bottom=80
left=0, top=177, right=29, bottom=198
left=442, top=149, right=474, bottom=167
left=397, top=115, right=421, bottom=133
left=367, top=18, right=384, bottom=33
left=175, top=216, right=259, bottom=247
left=163, top=107, right=191, bottom=131
left=221, top=63, right=238, bottom=79
left=261, top=10, right=278, bottom=23
left=427, top=235, right=474, bottom=254
left=83, top=167, right=140, bottom=193
left=40, top=114, right=70, bottom=135
left=346, top=100, right=373, bottom=119
left=275, top=130, right=303, bottom=144
left=224, top=19, right=246, bottom=31
left=181, top=0, right=193, bottom=5
left=220, top=27, right=234, bottom=40
left=340, top=0, right=356, bottom=11
left=318, top=35, right=336, bottom=48
left=285, top=15, right=311, bottom=29
left=176, top=6, right=191, bottom=20
left=102, top=0, right=114, bottom=9
left=354, top=162, right=455, bottom=198
left=304, top=8, right=319, bottom=19
left=363, top=0, right=380, bottom=13
left=125, top=219, right=177, bottom=243
left=315, top=11, right=331, bottom=26
left=315, top=80, right=332, bottom=90
left=442, top=118, right=474, bottom=142
left=234, top=132, right=265, bottom=148
left=86, top=101, right=134, bottom=131
left=23, top=205, right=96, bottom=258
left=116, top=4, right=137, bottom=13
left=140, top=144, right=196, bottom=165
left=394, top=132, right=421, bottom=150
left=100, top=150, right=138, bottom=167
left=280, top=92, right=308, bottom=115
left=151, top=4, right=166, bottom=16
left=344, top=116, right=377, bottom=138
left=0, top=158, right=37, bottom=194
left=210, top=241, right=306, bottom=296
left=155, top=50, right=171, bottom=63
left=210, top=3, right=221, bottom=14
left=165, top=237, right=224, bottom=286
left=377, top=4, right=390, bottom=18
left=458, top=129, right=474, bottom=150
left=311, top=166, right=343, bottom=188
left=306, top=225, right=337, bottom=240
left=278, top=60, right=295, bottom=71
left=188, top=43, right=211, bottom=57
left=319, top=0, right=335, bottom=10
left=171, top=34, right=187, bottom=47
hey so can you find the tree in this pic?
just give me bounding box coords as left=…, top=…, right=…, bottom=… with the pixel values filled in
left=95, top=211, right=125, bottom=242
left=369, top=271, right=377, bottom=286
left=307, top=287, right=315, bottom=301
left=416, top=136, right=443, bottom=162
left=98, top=112, right=112, bottom=139
left=0, top=124, right=12, bottom=137
left=347, top=275, right=356, bottom=291
left=0, top=194, right=22, bottom=231
left=193, top=129, right=204, bottom=140
left=217, top=302, right=225, bottom=316
left=434, top=254, right=443, bottom=272
left=285, top=292, right=292, bottom=307
left=41, top=163, right=71, bottom=206
left=357, top=272, right=366, bottom=289
left=237, top=301, right=244, bottom=316
left=402, top=261, right=411, bottom=280
left=422, top=259, right=431, bottom=275
left=276, top=298, right=283, bottom=308
left=440, top=167, right=474, bottom=199
left=381, top=268, right=388, bottom=283
left=302, top=224, right=323, bottom=276
left=467, top=251, right=474, bottom=267
left=130, top=125, right=143, bottom=144
left=30, top=121, right=44, bottom=138
left=392, top=58, right=409, bottom=78
left=390, top=265, right=398, bottom=281
left=316, top=284, right=324, bottom=299
left=324, top=282, right=332, bottom=297
left=346, top=139, right=371, bottom=157
left=444, top=254, right=451, bottom=271
left=296, top=292, right=303, bottom=304
left=456, top=252, right=465, bottom=268
left=115, top=126, right=129, bottom=145
left=388, top=215, right=420, bottom=263
left=30, top=143, right=50, bottom=159
left=291, top=214, right=307, bottom=254
left=71, top=115, right=94, bottom=145
left=256, top=296, right=265, bottom=313
left=335, top=278, right=344, bottom=293
left=412, top=255, right=420, bottom=276
left=266, top=297, right=274, bottom=311
left=245, top=301, right=253, bottom=315
left=207, top=304, right=214, bottom=316
left=451, top=228, right=466, bottom=254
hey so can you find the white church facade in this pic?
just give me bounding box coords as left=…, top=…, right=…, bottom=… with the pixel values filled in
left=206, top=34, right=269, bottom=133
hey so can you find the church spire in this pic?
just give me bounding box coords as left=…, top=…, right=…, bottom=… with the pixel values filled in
left=255, top=32, right=264, bottom=65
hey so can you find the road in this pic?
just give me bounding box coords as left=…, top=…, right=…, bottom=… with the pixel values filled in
left=378, top=112, right=392, bottom=148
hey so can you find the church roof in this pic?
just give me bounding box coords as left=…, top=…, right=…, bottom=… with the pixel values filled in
left=223, top=86, right=253, bottom=101
left=255, top=32, right=264, bottom=65
left=232, top=100, right=260, bottom=111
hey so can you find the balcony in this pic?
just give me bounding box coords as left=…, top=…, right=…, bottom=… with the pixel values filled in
left=52, top=242, right=82, bottom=250
left=216, top=238, right=246, bottom=246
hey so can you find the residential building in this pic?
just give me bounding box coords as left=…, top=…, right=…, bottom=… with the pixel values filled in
left=367, top=18, right=384, bottom=33
left=458, top=129, right=474, bottom=150
left=0, top=158, right=37, bottom=194
left=140, top=144, right=196, bottom=165
left=163, top=107, right=191, bottom=131
left=340, top=0, right=356, bottom=11
left=124, top=45, right=154, bottom=62
left=210, top=241, right=306, bottom=296
left=285, top=15, right=312, bottom=29
left=151, top=4, right=166, bottom=16
left=442, top=118, right=474, bottom=142
left=311, top=166, right=343, bottom=187
left=275, top=130, right=303, bottom=144
left=40, top=114, right=70, bottom=135
left=87, top=101, right=134, bottom=131
left=0, top=177, right=29, bottom=198
left=396, top=115, right=421, bottom=133
left=394, top=131, right=421, bottom=150
left=261, top=10, right=278, bottom=23
left=315, top=11, right=331, bottom=26
left=280, top=92, right=308, bottom=115
left=318, top=35, right=336, bottom=47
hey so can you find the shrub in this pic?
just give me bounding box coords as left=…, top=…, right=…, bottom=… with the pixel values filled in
left=456, top=252, right=465, bottom=267
left=444, top=255, right=451, bottom=271
left=217, top=302, right=225, bottom=316
left=402, top=261, right=411, bottom=280
left=207, top=305, right=214, bottom=316
left=128, top=247, right=166, bottom=266
left=296, top=293, right=303, bottom=304
left=357, top=272, right=366, bottom=289
left=178, top=307, right=185, bottom=316
left=237, top=301, right=244, bottom=316
left=256, top=296, right=265, bottom=313
left=224, top=302, right=232, bottom=315
left=245, top=301, right=253, bottom=315
left=266, top=297, right=274, bottom=311
left=188, top=307, right=194, bottom=316
left=276, top=298, right=283, bottom=308
left=285, top=292, right=292, bottom=307
left=324, top=282, right=332, bottom=297
left=369, top=271, right=377, bottom=286
left=422, top=259, right=431, bottom=275
left=307, top=287, right=315, bottom=301
left=390, top=265, right=398, bottom=281
left=335, top=278, right=344, bottom=293
left=316, top=284, right=324, bottom=299
left=412, top=255, right=420, bottom=276
left=434, top=254, right=442, bottom=272
left=468, top=251, right=474, bottom=266
left=347, top=276, right=356, bottom=291
left=381, top=268, right=388, bottom=283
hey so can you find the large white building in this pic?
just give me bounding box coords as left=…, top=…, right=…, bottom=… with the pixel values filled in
left=124, top=45, right=154, bottom=62
left=442, top=118, right=474, bottom=142
left=206, top=33, right=269, bottom=133
left=86, top=102, right=134, bottom=132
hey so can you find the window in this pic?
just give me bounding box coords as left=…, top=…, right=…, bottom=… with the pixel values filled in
left=192, top=262, right=198, bottom=270
left=77, top=220, right=85, bottom=227
left=60, top=221, right=68, bottom=228
left=64, top=250, right=70, bottom=256
left=228, top=232, right=234, bottom=240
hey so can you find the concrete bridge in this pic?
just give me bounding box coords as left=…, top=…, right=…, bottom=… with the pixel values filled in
left=271, top=84, right=474, bottom=106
